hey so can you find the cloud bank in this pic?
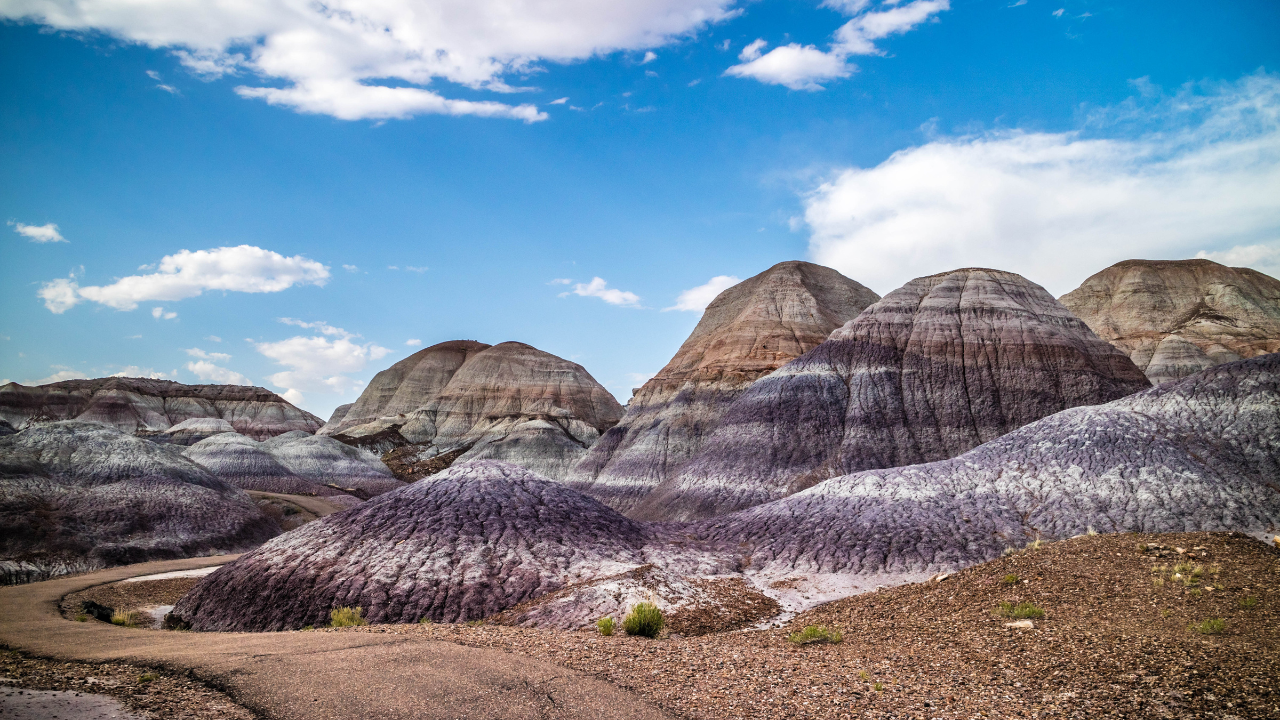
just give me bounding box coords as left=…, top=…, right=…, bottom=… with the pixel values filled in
left=3, top=0, right=741, bottom=121
left=38, top=245, right=329, bottom=313
left=800, top=72, right=1280, bottom=296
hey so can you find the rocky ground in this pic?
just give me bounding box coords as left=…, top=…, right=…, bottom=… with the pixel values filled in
left=334, top=532, right=1278, bottom=720
left=0, top=649, right=255, bottom=720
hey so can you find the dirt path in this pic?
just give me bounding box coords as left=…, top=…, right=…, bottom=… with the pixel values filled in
left=0, top=557, right=672, bottom=720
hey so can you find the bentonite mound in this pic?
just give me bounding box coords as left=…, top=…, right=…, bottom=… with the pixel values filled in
left=1060, top=259, right=1280, bottom=385
left=570, top=261, right=880, bottom=513
left=0, top=377, right=323, bottom=439
left=640, top=268, right=1153, bottom=522
left=155, top=417, right=236, bottom=446
left=171, top=460, right=649, bottom=631
left=183, top=431, right=402, bottom=498
left=697, top=352, right=1280, bottom=580
left=0, top=421, right=278, bottom=584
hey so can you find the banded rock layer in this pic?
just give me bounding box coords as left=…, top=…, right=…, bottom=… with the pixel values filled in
left=1060, top=259, right=1280, bottom=385
left=644, top=268, right=1152, bottom=521
left=571, top=261, right=880, bottom=512
left=700, top=352, right=1280, bottom=579
left=0, top=421, right=277, bottom=584
left=182, top=431, right=402, bottom=498
left=0, top=377, right=322, bottom=440
left=172, top=460, right=649, bottom=631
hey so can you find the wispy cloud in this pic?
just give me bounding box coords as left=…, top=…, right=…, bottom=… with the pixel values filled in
left=560, top=277, right=642, bottom=307
left=9, top=221, right=66, bottom=243
left=185, top=347, right=231, bottom=361
left=151, top=307, right=177, bottom=320
left=26, top=366, right=88, bottom=385
left=549, top=97, right=569, bottom=105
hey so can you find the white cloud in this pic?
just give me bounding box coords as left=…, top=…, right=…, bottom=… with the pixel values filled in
left=405, top=338, right=422, bottom=347
left=2, top=0, right=741, bottom=122
left=26, top=367, right=88, bottom=385
left=1052, top=8, right=1065, bottom=18
left=800, top=72, right=1280, bottom=296
left=256, top=322, right=390, bottom=402
left=625, top=371, right=656, bottom=385
left=342, top=264, right=360, bottom=272
left=548, top=278, right=573, bottom=285
left=186, top=360, right=253, bottom=386
left=664, top=275, right=742, bottom=311
left=185, top=347, right=232, bottom=362
left=9, top=221, right=66, bottom=243
left=403, top=265, right=428, bottom=273
left=641, top=51, right=658, bottom=64
left=725, top=0, right=948, bottom=90
left=1196, top=243, right=1280, bottom=279
left=562, top=277, right=642, bottom=307
left=41, top=245, right=329, bottom=313
left=550, top=97, right=569, bottom=104
left=151, top=306, right=178, bottom=320
left=205, top=335, right=222, bottom=342
left=110, top=366, right=175, bottom=379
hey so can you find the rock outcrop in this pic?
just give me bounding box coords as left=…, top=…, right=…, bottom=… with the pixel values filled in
left=569, top=261, right=880, bottom=512
left=157, top=417, right=236, bottom=446
left=317, top=403, right=353, bottom=435
left=0, top=421, right=278, bottom=584
left=641, top=268, right=1152, bottom=521
left=182, top=431, right=402, bottom=499
left=0, top=377, right=323, bottom=440
left=1060, top=259, right=1280, bottom=385
left=699, top=352, right=1280, bottom=580
left=325, top=341, right=624, bottom=480
left=172, top=460, right=649, bottom=631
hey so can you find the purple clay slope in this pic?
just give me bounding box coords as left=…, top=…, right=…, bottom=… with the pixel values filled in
left=172, top=460, right=649, bottom=631
left=640, top=268, right=1153, bottom=521
left=697, top=352, right=1280, bottom=579
left=0, top=421, right=278, bottom=584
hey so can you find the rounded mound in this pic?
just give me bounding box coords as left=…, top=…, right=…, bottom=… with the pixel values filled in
left=172, top=460, right=649, bottom=631
left=184, top=432, right=401, bottom=498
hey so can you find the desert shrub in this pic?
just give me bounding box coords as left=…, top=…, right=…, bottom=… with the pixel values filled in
left=419, top=617, right=433, bottom=625
left=787, top=625, right=842, bottom=645
left=1240, top=596, right=1259, bottom=610
left=1002, top=574, right=1019, bottom=585
left=74, top=614, right=88, bottom=622
left=1025, top=538, right=1045, bottom=551
left=596, top=617, right=615, bottom=636
left=1086, top=526, right=1098, bottom=536
left=110, top=610, right=144, bottom=628
left=858, top=670, right=870, bottom=681
left=996, top=602, right=1045, bottom=620
left=873, top=682, right=885, bottom=692
left=623, top=602, right=664, bottom=638
left=329, top=606, right=367, bottom=627
left=465, top=619, right=486, bottom=627
left=1190, top=618, right=1225, bottom=635
left=137, top=673, right=157, bottom=684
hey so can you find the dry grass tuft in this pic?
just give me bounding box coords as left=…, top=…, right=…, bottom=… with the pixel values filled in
left=787, top=625, right=843, bottom=645
left=329, top=606, right=367, bottom=627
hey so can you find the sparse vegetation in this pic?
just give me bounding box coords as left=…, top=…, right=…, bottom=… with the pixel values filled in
left=110, top=610, right=144, bottom=628
left=301, top=625, right=314, bottom=631
left=873, top=682, right=885, bottom=692
left=1087, top=526, right=1098, bottom=536
left=787, top=625, right=843, bottom=645
left=858, top=670, right=870, bottom=681
left=329, top=606, right=367, bottom=627
left=1240, top=596, right=1259, bottom=610
left=1189, top=588, right=1202, bottom=597
left=1025, top=538, right=1046, bottom=551
left=74, top=613, right=88, bottom=622
left=1152, top=577, right=1165, bottom=587
left=596, top=617, right=615, bottom=636
left=623, top=602, right=665, bottom=638
left=1190, top=618, right=1226, bottom=635
left=996, top=602, right=1045, bottom=620
left=1002, top=573, right=1019, bottom=585
left=465, top=619, right=486, bottom=627
left=418, top=617, right=433, bottom=625
left=137, top=673, right=157, bottom=683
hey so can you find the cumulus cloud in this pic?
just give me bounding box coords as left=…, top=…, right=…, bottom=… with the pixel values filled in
left=1196, top=243, right=1280, bottom=279
left=26, top=367, right=88, bottom=385
left=39, top=245, right=329, bottom=313
left=256, top=320, right=389, bottom=403
left=9, top=221, right=66, bottom=243
left=110, top=366, right=175, bottom=379
left=800, top=71, right=1280, bottom=296
left=186, top=360, right=253, bottom=386
left=665, top=275, right=741, bottom=311
left=641, top=51, right=658, bottom=64
left=151, top=307, right=178, bottom=320
left=562, top=277, right=642, bottom=307
left=405, top=338, right=422, bottom=347
left=185, top=347, right=232, bottom=362
left=725, top=0, right=948, bottom=90
left=2, top=0, right=741, bottom=122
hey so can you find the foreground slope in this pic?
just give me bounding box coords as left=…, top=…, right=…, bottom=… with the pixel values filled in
left=0, top=422, right=277, bottom=583
left=0, top=377, right=322, bottom=439
left=1061, top=258, right=1280, bottom=385
left=172, top=460, right=649, bottom=630
left=702, top=352, right=1280, bottom=580
left=643, top=268, right=1151, bottom=521
left=571, top=261, right=879, bottom=513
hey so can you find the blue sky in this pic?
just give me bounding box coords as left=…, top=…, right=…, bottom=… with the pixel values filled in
left=3, top=0, right=1279, bottom=417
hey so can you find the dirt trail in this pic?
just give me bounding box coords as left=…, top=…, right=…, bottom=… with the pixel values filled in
left=0, top=556, right=672, bottom=720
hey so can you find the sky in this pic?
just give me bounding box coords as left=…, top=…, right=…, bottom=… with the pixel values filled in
left=2, top=0, right=1279, bottom=419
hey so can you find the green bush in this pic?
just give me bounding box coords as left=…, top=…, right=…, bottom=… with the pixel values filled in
left=787, top=625, right=842, bottom=645
left=622, top=602, right=664, bottom=638
left=996, top=602, right=1045, bottom=620
left=329, top=606, right=367, bottom=627
left=137, top=673, right=157, bottom=684
left=1190, top=618, right=1225, bottom=635
left=418, top=617, right=433, bottom=625
left=1240, top=596, right=1259, bottom=610
left=1001, top=573, right=1019, bottom=585
left=596, top=617, right=615, bottom=636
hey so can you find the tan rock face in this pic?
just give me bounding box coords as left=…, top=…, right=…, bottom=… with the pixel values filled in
left=0, top=378, right=322, bottom=440
left=569, top=261, right=880, bottom=513
left=1060, top=259, right=1280, bottom=385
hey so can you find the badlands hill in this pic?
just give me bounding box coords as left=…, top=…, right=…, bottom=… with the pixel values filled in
left=570, top=261, right=880, bottom=513
left=1060, top=258, right=1280, bottom=385
left=0, top=421, right=277, bottom=584
left=182, top=431, right=402, bottom=499
left=323, top=341, right=624, bottom=480
left=0, top=377, right=322, bottom=440
left=635, top=268, right=1152, bottom=521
